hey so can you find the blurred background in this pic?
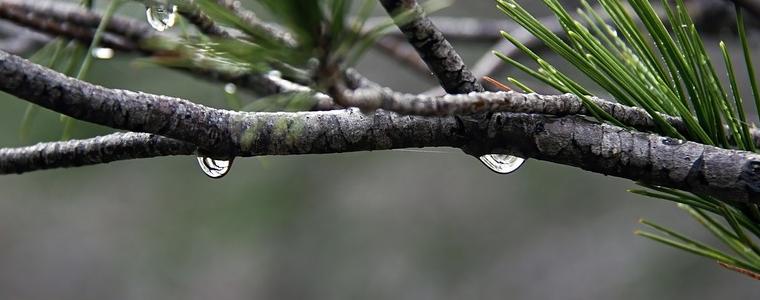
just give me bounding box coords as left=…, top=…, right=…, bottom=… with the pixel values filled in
left=0, top=0, right=757, bottom=298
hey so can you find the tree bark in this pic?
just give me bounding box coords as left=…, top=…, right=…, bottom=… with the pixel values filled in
left=2, top=50, right=760, bottom=203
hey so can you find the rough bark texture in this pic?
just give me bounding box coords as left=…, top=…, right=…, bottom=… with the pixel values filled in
left=2, top=50, right=760, bottom=203
left=379, top=0, right=484, bottom=94
left=465, top=114, right=760, bottom=204
left=343, top=88, right=677, bottom=129
left=0, top=133, right=196, bottom=174
left=0, top=50, right=457, bottom=156
left=0, top=50, right=236, bottom=154
left=342, top=79, right=760, bottom=147
left=2, top=0, right=760, bottom=206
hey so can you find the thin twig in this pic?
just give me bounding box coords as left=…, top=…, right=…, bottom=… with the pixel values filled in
left=211, top=0, right=297, bottom=47
left=717, top=261, right=760, bottom=280
left=364, top=16, right=511, bottom=40
left=0, top=132, right=196, bottom=174
left=176, top=0, right=232, bottom=37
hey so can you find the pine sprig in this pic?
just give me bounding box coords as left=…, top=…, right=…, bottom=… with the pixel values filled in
left=495, top=0, right=760, bottom=277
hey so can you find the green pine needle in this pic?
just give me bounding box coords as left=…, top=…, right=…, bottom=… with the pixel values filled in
left=496, top=0, right=760, bottom=273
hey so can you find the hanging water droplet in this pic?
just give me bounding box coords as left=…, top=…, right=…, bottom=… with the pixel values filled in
left=479, top=154, right=525, bottom=174
left=224, top=83, right=237, bottom=94
left=91, top=47, right=114, bottom=59
left=145, top=3, right=178, bottom=32
left=197, top=156, right=233, bottom=178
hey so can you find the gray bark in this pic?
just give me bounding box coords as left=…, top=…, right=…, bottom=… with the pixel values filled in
left=2, top=50, right=760, bottom=204
left=379, top=0, right=484, bottom=94
left=1, top=0, right=760, bottom=206
left=0, top=133, right=196, bottom=174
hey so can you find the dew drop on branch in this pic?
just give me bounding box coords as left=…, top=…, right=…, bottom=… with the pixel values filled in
left=91, top=47, right=114, bottom=59
left=224, top=83, right=237, bottom=94
left=145, top=3, right=178, bottom=32
left=197, top=157, right=233, bottom=178
left=479, top=154, right=525, bottom=174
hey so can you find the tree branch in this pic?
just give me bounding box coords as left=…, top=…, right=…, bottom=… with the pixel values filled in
left=379, top=0, right=484, bottom=94
left=0, top=0, right=320, bottom=100
left=0, top=22, right=759, bottom=203
left=210, top=0, right=297, bottom=47
left=0, top=0, right=729, bottom=142
left=176, top=0, right=232, bottom=38
left=365, top=16, right=511, bottom=40
left=2, top=0, right=760, bottom=205
left=0, top=132, right=196, bottom=174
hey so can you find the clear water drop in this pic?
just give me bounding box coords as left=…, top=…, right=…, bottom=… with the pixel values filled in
left=479, top=154, right=525, bottom=174
left=91, top=47, right=114, bottom=59
left=662, top=137, right=685, bottom=146
left=224, top=83, right=237, bottom=94
left=197, top=156, right=233, bottom=178
left=145, top=4, right=178, bottom=32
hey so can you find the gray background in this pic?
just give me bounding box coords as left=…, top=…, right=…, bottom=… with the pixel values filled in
left=0, top=0, right=757, bottom=298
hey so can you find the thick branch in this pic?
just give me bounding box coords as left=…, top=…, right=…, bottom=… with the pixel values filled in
left=468, top=114, right=760, bottom=204
left=2, top=50, right=760, bottom=203
left=342, top=65, right=760, bottom=146
left=5, top=44, right=758, bottom=149
left=2, top=1, right=760, bottom=205
left=3, top=111, right=760, bottom=206
left=379, top=0, right=484, bottom=94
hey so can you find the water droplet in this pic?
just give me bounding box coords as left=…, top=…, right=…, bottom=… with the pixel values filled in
left=224, top=83, right=237, bottom=94
left=479, top=154, right=525, bottom=174
left=662, top=137, right=685, bottom=146
left=91, top=47, right=114, bottom=59
left=197, top=156, right=233, bottom=178
left=145, top=4, right=178, bottom=32
left=267, top=70, right=282, bottom=78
